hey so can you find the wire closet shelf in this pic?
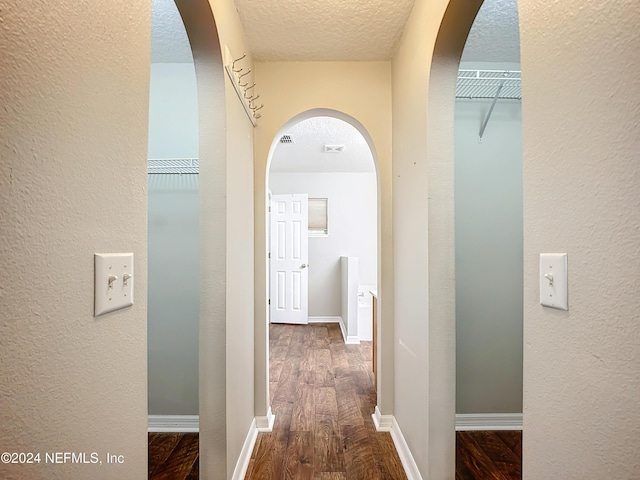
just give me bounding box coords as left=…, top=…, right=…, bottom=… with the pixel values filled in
left=148, top=158, right=199, bottom=174
left=456, top=69, right=521, bottom=100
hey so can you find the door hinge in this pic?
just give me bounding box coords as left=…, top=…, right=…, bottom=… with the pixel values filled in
left=268, top=299, right=270, bottom=305
left=268, top=206, right=271, bottom=212
left=268, top=252, right=271, bottom=258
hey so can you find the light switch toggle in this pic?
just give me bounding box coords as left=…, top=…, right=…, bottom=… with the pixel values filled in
left=95, top=253, right=134, bottom=316
left=540, top=253, right=568, bottom=311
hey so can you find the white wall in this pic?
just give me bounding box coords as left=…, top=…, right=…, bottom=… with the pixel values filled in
left=0, top=1, right=151, bottom=479
left=269, top=172, right=377, bottom=317
left=455, top=94, right=523, bottom=414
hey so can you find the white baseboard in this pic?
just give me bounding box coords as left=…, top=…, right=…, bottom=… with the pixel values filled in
left=255, top=407, right=275, bottom=432
left=372, top=407, right=422, bottom=480
left=455, top=413, right=523, bottom=431
left=336, top=317, right=360, bottom=344
left=372, top=406, right=393, bottom=431
left=308, top=316, right=342, bottom=324
left=371, top=409, right=522, bottom=479
left=148, top=415, right=199, bottom=432
left=390, top=416, right=423, bottom=480
left=231, top=418, right=259, bottom=480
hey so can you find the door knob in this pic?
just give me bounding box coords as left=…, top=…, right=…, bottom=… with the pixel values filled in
left=300, top=264, right=307, bottom=268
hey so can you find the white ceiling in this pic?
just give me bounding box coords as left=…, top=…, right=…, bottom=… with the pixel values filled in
left=150, top=0, right=520, bottom=172
left=270, top=117, right=375, bottom=173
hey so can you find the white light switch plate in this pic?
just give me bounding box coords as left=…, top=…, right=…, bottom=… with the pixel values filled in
left=94, top=253, right=134, bottom=316
left=540, top=253, right=568, bottom=310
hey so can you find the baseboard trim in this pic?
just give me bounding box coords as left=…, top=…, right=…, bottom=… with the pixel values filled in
left=372, top=408, right=422, bottom=480
left=390, top=416, right=423, bottom=480
left=337, top=317, right=360, bottom=344
left=308, top=316, right=342, bottom=324
left=455, top=413, right=523, bottom=431
left=371, top=406, right=393, bottom=431
left=231, top=418, right=259, bottom=480
left=255, top=407, right=275, bottom=432
left=148, top=415, right=199, bottom=432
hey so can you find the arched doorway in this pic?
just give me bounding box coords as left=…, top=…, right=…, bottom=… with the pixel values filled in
left=425, top=0, right=523, bottom=476
left=262, top=108, right=384, bottom=421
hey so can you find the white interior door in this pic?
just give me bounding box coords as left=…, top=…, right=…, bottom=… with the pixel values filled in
left=270, top=194, right=309, bottom=324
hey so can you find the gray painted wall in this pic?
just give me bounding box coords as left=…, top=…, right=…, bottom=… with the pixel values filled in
left=147, top=62, right=199, bottom=415
left=455, top=97, right=523, bottom=414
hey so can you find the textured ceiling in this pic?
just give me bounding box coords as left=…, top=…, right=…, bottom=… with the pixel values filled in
left=149, top=0, right=521, bottom=173
left=270, top=116, right=375, bottom=173
left=151, top=0, right=193, bottom=63
left=233, top=0, right=416, bottom=61
left=461, top=0, right=520, bottom=63
left=151, top=0, right=520, bottom=64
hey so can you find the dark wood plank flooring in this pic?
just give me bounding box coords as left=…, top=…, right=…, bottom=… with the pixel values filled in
left=456, top=431, right=522, bottom=480
left=246, top=323, right=407, bottom=480
left=148, top=432, right=198, bottom=480
left=148, top=323, right=522, bottom=480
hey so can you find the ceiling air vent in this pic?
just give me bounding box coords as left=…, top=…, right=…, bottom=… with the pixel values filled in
left=323, top=145, right=345, bottom=153
left=279, top=134, right=294, bottom=144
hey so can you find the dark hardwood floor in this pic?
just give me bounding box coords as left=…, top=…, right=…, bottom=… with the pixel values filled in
left=245, top=323, right=406, bottom=480
left=148, top=432, right=199, bottom=480
left=456, top=430, right=522, bottom=480
left=148, top=323, right=522, bottom=480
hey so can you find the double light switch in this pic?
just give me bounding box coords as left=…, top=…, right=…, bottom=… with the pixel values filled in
left=94, top=253, right=134, bottom=316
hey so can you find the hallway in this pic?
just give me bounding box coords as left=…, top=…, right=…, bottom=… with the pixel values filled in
left=246, top=323, right=406, bottom=479
left=147, top=323, right=522, bottom=479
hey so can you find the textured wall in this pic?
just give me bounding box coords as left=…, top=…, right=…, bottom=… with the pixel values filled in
left=395, top=0, right=640, bottom=478
left=0, top=1, right=151, bottom=479
left=520, top=1, right=640, bottom=477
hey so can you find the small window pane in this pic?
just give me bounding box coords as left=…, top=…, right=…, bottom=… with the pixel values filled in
left=309, top=198, right=328, bottom=235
